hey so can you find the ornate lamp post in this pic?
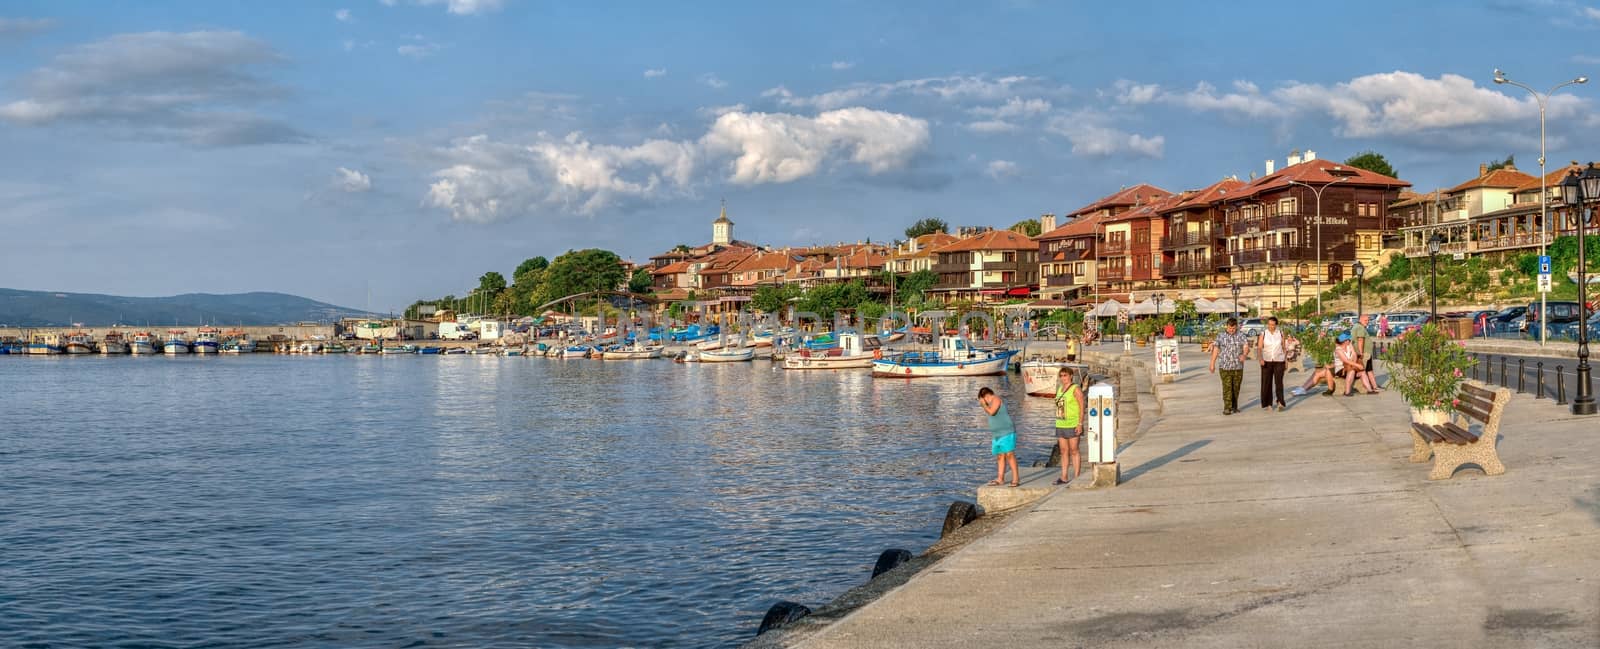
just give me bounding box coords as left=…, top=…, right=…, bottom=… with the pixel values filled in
left=1292, top=274, right=1302, bottom=328
left=1560, top=167, right=1597, bottom=415
left=1427, top=232, right=1443, bottom=321
left=1493, top=69, right=1588, bottom=347
left=1353, top=260, right=1366, bottom=322
left=1230, top=282, right=1241, bottom=321
left=1153, top=292, right=1165, bottom=319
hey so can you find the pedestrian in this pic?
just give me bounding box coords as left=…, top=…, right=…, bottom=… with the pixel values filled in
left=1378, top=313, right=1389, bottom=338
left=1065, top=333, right=1078, bottom=362
left=1053, top=367, right=1086, bottom=485
left=1352, top=315, right=1381, bottom=392
left=1257, top=316, right=1290, bottom=411
left=978, top=387, right=1020, bottom=487
left=1208, top=317, right=1250, bottom=414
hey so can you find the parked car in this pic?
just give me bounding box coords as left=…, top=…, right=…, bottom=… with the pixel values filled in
left=1525, top=301, right=1585, bottom=333
left=1239, top=317, right=1266, bottom=337
left=1484, top=306, right=1527, bottom=334
left=1382, top=312, right=1429, bottom=336
left=1550, top=310, right=1600, bottom=341
left=1464, top=309, right=1499, bottom=336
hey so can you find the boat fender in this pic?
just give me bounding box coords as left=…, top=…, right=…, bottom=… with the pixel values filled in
left=756, top=601, right=812, bottom=636
left=873, top=349, right=883, bottom=360
left=871, top=548, right=914, bottom=579
left=941, top=500, right=979, bottom=538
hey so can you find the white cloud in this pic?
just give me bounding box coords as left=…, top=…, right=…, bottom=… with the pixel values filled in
left=1574, top=54, right=1600, bottom=65
left=422, top=106, right=932, bottom=221
left=1585, top=6, right=1600, bottom=20
left=830, top=60, right=855, bottom=70
left=701, top=73, right=728, bottom=89
left=410, top=0, right=504, bottom=14
left=643, top=68, right=667, bottom=78
left=765, top=75, right=1044, bottom=110
left=968, top=96, right=1052, bottom=124
left=334, top=167, right=372, bottom=192
left=0, top=30, right=304, bottom=146
left=1110, top=79, right=1161, bottom=105
left=335, top=8, right=352, bottom=22
left=1047, top=112, right=1164, bottom=158
left=986, top=159, right=1019, bottom=179
left=966, top=120, right=1018, bottom=133
left=397, top=35, right=441, bottom=59
left=0, top=17, right=54, bottom=38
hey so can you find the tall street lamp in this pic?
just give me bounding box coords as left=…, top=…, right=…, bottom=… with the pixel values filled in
left=1292, top=274, right=1302, bottom=329
left=1560, top=166, right=1597, bottom=415
left=1288, top=175, right=1350, bottom=319
left=1494, top=68, right=1588, bottom=346
left=1230, top=282, right=1241, bottom=321
left=1428, top=232, right=1443, bottom=321
left=1353, top=260, right=1366, bottom=323
left=1153, top=292, right=1165, bottom=319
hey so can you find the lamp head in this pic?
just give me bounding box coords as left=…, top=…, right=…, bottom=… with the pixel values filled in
left=1427, top=232, right=1443, bottom=254
left=1493, top=69, right=1506, bottom=83
left=1563, top=170, right=1583, bottom=207
left=1353, top=260, right=1365, bottom=278
left=1579, top=77, right=1591, bottom=84
left=1581, top=165, right=1600, bottom=203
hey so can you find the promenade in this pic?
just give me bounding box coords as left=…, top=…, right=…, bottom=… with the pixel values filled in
left=795, top=345, right=1600, bottom=648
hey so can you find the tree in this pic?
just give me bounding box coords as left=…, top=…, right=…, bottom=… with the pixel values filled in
left=539, top=249, right=627, bottom=306
left=751, top=284, right=803, bottom=314
left=1486, top=154, right=1516, bottom=172
left=904, top=217, right=949, bottom=239
left=478, top=271, right=507, bottom=295
left=798, top=280, right=870, bottom=318
left=1343, top=150, right=1397, bottom=179
left=514, top=256, right=549, bottom=278
left=628, top=267, right=653, bottom=294
left=1009, top=218, right=1041, bottom=237
left=898, top=269, right=938, bottom=303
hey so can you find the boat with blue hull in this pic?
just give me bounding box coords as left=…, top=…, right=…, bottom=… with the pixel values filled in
left=871, top=336, right=1015, bottom=378
left=192, top=327, right=221, bottom=354
left=27, top=333, right=64, bottom=355
left=163, top=330, right=191, bottom=355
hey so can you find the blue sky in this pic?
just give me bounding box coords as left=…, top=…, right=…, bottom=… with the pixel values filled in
left=1, top=0, right=1598, bottom=311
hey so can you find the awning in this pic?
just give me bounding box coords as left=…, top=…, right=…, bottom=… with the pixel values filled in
left=1005, top=286, right=1032, bottom=296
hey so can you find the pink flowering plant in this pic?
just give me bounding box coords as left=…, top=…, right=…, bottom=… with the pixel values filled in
left=1380, top=323, right=1477, bottom=412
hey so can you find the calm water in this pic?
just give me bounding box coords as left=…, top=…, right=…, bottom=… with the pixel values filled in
left=0, top=354, right=1058, bottom=648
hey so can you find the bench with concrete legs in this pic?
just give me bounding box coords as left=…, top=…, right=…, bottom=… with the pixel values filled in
left=1408, top=382, right=1509, bottom=480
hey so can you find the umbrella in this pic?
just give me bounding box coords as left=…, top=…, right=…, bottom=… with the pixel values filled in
left=1190, top=297, right=1215, bottom=313
left=1090, top=299, right=1123, bottom=317
left=1128, top=299, right=1157, bottom=316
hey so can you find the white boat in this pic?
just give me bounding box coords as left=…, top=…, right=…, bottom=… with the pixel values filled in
left=697, top=333, right=744, bottom=351
left=560, top=345, right=592, bottom=359
left=221, top=330, right=255, bottom=354
left=27, top=333, right=63, bottom=355
left=297, top=342, right=321, bottom=354
left=193, top=327, right=221, bottom=354
left=129, top=331, right=159, bottom=355
left=602, top=343, right=663, bottom=360
left=99, top=331, right=129, bottom=354
left=1019, top=358, right=1090, bottom=397
left=63, top=331, right=96, bottom=355
left=700, top=346, right=755, bottom=362
left=783, top=332, right=889, bottom=370
left=163, top=330, right=191, bottom=355
left=871, top=336, right=1016, bottom=378
left=381, top=344, right=418, bottom=354
left=678, top=350, right=702, bottom=363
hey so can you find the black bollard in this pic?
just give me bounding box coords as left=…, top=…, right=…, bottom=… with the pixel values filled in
left=1472, top=354, right=1480, bottom=381
left=871, top=549, right=914, bottom=579
left=757, top=601, right=813, bottom=636
left=1518, top=359, right=1526, bottom=394
left=1500, top=356, right=1508, bottom=387
left=941, top=500, right=979, bottom=538
left=1558, top=366, right=1568, bottom=405
left=1537, top=362, right=1546, bottom=399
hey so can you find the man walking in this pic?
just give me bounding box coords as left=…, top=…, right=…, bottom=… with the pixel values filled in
left=1208, top=317, right=1250, bottom=414
left=1257, top=316, right=1290, bottom=411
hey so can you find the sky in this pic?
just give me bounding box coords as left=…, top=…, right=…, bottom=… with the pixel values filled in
left=2, top=0, right=1599, bottom=312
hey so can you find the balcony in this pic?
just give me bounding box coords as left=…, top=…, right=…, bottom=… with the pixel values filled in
left=1100, top=240, right=1129, bottom=255
left=1225, top=214, right=1302, bottom=236
left=1160, top=230, right=1213, bottom=249
left=1464, top=233, right=1545, bottom=254
left=1045, top=273, right=1078, bottom=287
left=1164, top=258, right=1215, bottom=276
left=982, top=260, right=1020, bottom=271
left=1227, top=245, right=1355, bottom=267
left=931, top=262, right=971, bottom=274
left=1098, top=266, right=1126, bottom=282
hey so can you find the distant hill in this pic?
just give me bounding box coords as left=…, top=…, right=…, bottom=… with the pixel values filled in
left=0, top=289, right=381, bottom=327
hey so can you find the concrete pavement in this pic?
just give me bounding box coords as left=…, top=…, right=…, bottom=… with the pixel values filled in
left=794, top=345, right=1600, bottom=648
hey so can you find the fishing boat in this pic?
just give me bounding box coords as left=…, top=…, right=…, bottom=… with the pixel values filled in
left=499, top=346, right=522, bottom=356
left=163, top=330, right=191, bottom=355
left=602, top=342, right=663, bottom=360
left=130, top=331, right=160, bottom=355
left=443, top=347, right=467, bottom=355
left=560, top=345, right=592, bottom=359
left=323, top=342, right=349, bottom=354
left=221, top=329, right=255, bottom=354
left=63, top=331, right=96, bottom=355
left=871, top=336, right=1016, bottom=378
left=700, top=346, right=755, bottom=362
left=696, top=333, right=744, bottom=351
left=782, top=332, right=891, bottom=370
left=677, top=350, right=702, bottom=363
left=190, top=327, right=220, bottom=354
left=0, top=336, right=24, bottom=354
left=1019, top=358, right=1090, bottom=397
left=99, top=331, right=129, bottom=354
left=381, top=344, right=418, bottom=354
left=359, top=342, right=383, bottom=354
left=28, top=333, right=64, bottom=355
left=296, top=342, right=321, bottom=354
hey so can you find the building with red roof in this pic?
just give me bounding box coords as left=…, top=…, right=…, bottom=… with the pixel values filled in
left=929, top=229, right=1039, bottom=303
left=1159, top=178, right=1246, bottom=289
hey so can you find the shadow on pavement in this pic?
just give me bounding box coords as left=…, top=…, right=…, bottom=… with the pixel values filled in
left=1121, top=439, right=1212, bottom=484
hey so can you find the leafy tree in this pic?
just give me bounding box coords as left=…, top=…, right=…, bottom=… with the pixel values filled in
left=628, top=267, right=653, bottom=294
left=751, top=284, right=803, bottom=314
left=897, top=269, right=938, bottom=303
left=540, top=249, right=627, bottom=306
left=1009, top=218, right=1041, bottom=237
left=1486, top=154, right=1515, bottom=172
left=1343, top=150, right=1397, bottom=179
left=514, top=256, right=549, bottom=278
left=904, top=217, right=949, bottom=239
left=478, top=271, right=507, bottom=295
left=798, top=280, right=870, bottom=318
left=673, top=244, right=693, bottom=253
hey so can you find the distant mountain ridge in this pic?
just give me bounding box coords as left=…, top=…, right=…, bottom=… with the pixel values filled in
left=0, top=289, right=380, bottom=327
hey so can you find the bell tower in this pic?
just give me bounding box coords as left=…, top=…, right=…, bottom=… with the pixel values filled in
left=712, top=199, right=733, bottom=245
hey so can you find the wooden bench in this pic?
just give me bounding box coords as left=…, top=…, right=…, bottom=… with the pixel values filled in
left=1408, top=382, right=1510, bottom=480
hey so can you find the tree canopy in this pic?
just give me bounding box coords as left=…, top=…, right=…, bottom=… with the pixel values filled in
left=896, top=269, right=938, bottom=305
left=539, top=249, right=626, bottom=307
left=751, top=284, right=803, bottom=314
left=1343, top=150, right=1397, bottom=179
left=1486, top=154, right=1516, bottom=172
left=1009, top=218, right=1041, bottom=237
left=627, top=267, right=653, bottom=294
left=514, top=256, right=549, bottom=278
left=904, top=217, right=949, bottom=239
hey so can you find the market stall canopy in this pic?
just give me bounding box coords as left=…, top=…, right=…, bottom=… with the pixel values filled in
left=1207, top=298, right=1240, bottom=314
left=1090, top=299, right=1123, bottom=317
left=1190, top=297, right=1216, bottom=313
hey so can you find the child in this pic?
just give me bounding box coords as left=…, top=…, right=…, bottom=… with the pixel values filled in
left=978, top=387, right=1019, bottom=487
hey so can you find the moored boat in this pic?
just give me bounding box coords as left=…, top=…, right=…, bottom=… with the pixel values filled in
left=163, top=330, right=191, bottom=355
left=221, top=329, right=256, bottom=354
left=192, top=327, right=221, bottom=354
left=63, top=331, right=96, bottom=355
left=1019, top=358, right=1090, bottom=397
left=782, top=332, right=890, bottom=370
left=359, top=342, right=383, bottom=354
left=381, top=344, right=418, bottom=354
left=560, top=345, right=592, bottom=359
left=130, top=331, right=160, bottom=355
left=99, top=331, right=129, bottom=354
left=871, top=336, right=1016, bottom=378
left=700, top=346, right=755, bottom=362
left=297, top=342, right=321, bottom=354
left=28, top=333, right=64, bottom=355
left=602, top=342, right=663, bottom=360
left=323, top=342, right=348, bottom=354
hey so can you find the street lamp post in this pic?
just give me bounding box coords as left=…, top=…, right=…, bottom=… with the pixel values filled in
left=1560, top=167, right=1597, bottom=415
left=1428, top=232, right=1443, bottom=321
left=1288, top=176, right=1350, bottom=319
left=1231, top=283, right=1241, bottom=321
left=1353, top=260, right=1366, bottom=322
left=1493, top=69, right=1588, bottom=346
left=1292, top=275, right=1302, bottom=329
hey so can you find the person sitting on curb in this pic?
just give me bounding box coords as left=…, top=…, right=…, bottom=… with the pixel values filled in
left=1334, top=333, right=1374, bottom=396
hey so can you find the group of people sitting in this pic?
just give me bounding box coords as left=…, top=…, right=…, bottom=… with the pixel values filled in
left=1292, top=315, right=1382, bottom=397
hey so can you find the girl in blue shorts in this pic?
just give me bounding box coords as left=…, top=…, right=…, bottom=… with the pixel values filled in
left=978, top=387, right=1019, bottom=487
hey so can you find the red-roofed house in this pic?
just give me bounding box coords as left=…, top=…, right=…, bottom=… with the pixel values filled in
left=1035, top=213, right=1107, bottom=301
left=1158, top=178, right=1245, bottom=289
left=1399, top=161, right=1588, bottom=259
left=930, top=229, right=1039, bottom=303
left=887, top=232, right=961, bottom=274
left=1101, top=193, right=1187, bottom=294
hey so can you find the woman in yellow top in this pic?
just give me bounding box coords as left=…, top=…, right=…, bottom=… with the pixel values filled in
left=1053, top=366, right=1087, bottom=485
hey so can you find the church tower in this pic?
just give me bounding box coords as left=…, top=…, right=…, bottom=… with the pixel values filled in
left=712, top=199, right=733, bottom=245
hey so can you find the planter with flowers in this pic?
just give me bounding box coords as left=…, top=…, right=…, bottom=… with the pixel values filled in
left=1380, top=323, right=1477, bottom=428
